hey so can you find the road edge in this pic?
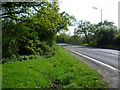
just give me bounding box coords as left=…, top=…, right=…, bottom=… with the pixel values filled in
left=63, top=47, right=119, bottom=88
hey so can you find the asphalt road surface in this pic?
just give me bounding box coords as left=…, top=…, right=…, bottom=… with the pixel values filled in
left=58, top=43, right=120, bottom=88
left=58, top=43, right=119, bottom=70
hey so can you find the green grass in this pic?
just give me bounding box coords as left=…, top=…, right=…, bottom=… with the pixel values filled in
left=2, top=45, right=107, bottom=88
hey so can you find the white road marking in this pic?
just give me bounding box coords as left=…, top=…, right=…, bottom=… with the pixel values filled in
left=65, top=48, right=120, bottom=72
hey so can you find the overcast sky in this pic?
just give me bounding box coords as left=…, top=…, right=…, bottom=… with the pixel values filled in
left=59, top=0, right=119, bottom=35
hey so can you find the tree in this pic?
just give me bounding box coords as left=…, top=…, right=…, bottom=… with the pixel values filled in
left=95, top=20, right=117, bottom=46
left=2, top=2, right=73, bottom=58
left=74, top=20, right=95, bottom=44
left=2, top=19, right=24, bottom=57
left=69, top=35, right=83, bottom=45
left=56, top=33, right=70, bottom=43
left=114, top=30, right=120, bottom=46
left=74, top=20, right=118, bottom=47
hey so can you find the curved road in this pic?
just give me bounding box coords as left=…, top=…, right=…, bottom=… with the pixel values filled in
left=58, top=43, right=119, bottom=70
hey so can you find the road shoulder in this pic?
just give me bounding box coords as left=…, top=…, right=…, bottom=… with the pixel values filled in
left=64, top=47, right=119, bottom=88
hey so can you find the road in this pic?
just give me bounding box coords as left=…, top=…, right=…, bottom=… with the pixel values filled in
left=58, top=43, right=120, bottom=88
left=58, top=43, right=119, bottom=71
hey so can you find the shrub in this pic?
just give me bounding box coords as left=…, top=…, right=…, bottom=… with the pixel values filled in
left=1, top=55, right=41, bottom=64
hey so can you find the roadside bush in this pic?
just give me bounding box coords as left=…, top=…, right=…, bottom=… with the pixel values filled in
left=69, top=35, right=82, bottom=45
left=56, top=33, right=70, bottom=43
left=1, top=55, right=41, bottom=64
left=114, top=31, right=120, bottom=46
left=1, top=58, right=15, bottom=64
left=18, top=37, right=56, bottom=58
left=2, top=2, right=72, bottom=59
left=96, top=27, right=116, bottom=46
left=2, top=20, right=21, bottom=58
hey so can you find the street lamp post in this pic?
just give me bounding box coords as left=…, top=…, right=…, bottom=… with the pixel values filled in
left=92, top=7, right=103, bottom=23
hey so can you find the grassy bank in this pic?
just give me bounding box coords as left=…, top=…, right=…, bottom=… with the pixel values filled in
left=2, top=45, right=107, bottom=88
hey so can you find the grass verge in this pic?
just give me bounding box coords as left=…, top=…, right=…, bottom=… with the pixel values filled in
left=2, top=45, right=107, bottom=88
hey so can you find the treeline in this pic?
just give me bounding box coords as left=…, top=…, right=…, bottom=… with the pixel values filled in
left=2, top=2, right=74, bottom=59
left=57, top=20, right=120, bottom=50
left=56, top=34, right=82, bottom=45
left=2, top=2, right=120, bottom=60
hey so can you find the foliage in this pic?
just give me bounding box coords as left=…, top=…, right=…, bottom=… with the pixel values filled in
left=2, top=45, right=107, bottom=88
left=95, top=20, right=117, bottom=46
left=114, top=30, right=120, bottom=46
left=74, top=20, right=95, bottom=44
left=2, top=19, right=24, bottom=58
left=95, top=27, right=116, bottom=46
left=1, top=55, right=41, bottom=64
left=56, top=33, right=70, bottom=43
left=69, top=35, right=83, bottom=45
left=2, top=2, right=72, bottom=58
left=2, top=2, right=49, bottom=21
left=74, top=20, right=120, bottom=49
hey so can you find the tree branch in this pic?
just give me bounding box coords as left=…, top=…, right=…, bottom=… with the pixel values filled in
left=1, top=10, right=25, bottom=16
left=2, top=15, right=24, bottom=22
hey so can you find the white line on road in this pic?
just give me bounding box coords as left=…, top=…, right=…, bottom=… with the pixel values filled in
left=66, top=48, right=120, bottom=72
